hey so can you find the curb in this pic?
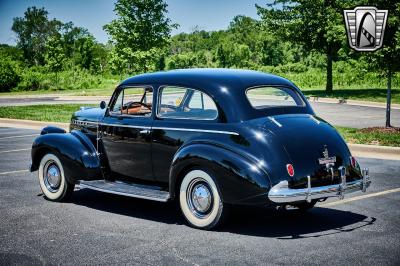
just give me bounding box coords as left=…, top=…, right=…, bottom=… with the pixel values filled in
left=307, top=96, right=400, bottom=110
left=347, top=143, right=400, bottom=160
left=1, top=118, right=399, bottom=160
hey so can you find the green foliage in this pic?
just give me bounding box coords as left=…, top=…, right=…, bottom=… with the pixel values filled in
left=45, top=35, right=65, bottom=73
left=14, top=67, right=118, bottom=92
left=364, top=0, right=400, bottom=75
left=336, top=127, right=400, bottom=147
left=256, top=0, right=351, bottom=92
left=0, top=58, right=21, bottom=92
left=104, top=0, right=176, bottom=73
left=12, top=7, right=62, bottom=66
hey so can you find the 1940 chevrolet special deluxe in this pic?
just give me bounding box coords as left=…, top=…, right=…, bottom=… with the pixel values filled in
left=30, top=69, right=370, bottom=229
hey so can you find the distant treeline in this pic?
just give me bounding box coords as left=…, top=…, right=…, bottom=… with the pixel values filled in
left=0, top=1, right=398, bottom=93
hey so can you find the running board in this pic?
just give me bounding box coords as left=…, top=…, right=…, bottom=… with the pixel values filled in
left=78, top=180, right=170, bottom=202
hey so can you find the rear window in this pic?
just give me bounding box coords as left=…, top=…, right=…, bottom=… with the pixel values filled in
left=246, top=86, right=305, bottom=109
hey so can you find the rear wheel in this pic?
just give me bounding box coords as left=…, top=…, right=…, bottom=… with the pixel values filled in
left=179, top=169, right=226, bottom=230
left=38, top=153, right=74, bottom=201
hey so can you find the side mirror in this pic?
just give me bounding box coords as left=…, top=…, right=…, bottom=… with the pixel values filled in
left=100, top=101, right=107, bottom=109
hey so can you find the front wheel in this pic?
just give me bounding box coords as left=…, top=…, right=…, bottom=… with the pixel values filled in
left=38, top=153, right=74, bottom=201
left=179, top=169, right=226, bottom=230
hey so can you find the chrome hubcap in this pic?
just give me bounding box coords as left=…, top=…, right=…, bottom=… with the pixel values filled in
left=43, top=161, right=61, bottom=192
left=192, top=184, right=212, bottom=212
left=187, top=178, right=213, bottom=218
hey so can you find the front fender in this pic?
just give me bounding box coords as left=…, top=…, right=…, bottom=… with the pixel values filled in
left=31, top=129, right=102, bottom=183
left=169, top=143, right=272, bottom=206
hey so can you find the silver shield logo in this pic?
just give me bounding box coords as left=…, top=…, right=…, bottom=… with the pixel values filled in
left=343, top=6, right=388, bottom=52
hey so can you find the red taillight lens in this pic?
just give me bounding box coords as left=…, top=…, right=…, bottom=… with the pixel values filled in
left=286, top=164, right=295, bottom=177
left=350, top=156, right=358, bottom=168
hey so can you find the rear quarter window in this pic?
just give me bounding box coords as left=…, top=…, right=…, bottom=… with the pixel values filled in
left=246, top=86, right=305, bottom=109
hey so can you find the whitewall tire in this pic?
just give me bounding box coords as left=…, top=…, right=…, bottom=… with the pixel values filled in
left=179, top=169, right=226, bottom=229
left=38, top=153, right=74, bottom=201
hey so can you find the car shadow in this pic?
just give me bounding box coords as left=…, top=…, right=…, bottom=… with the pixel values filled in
left=222, top=207, right=375, bottom=239
left=70, top=189, right=375, bottom=239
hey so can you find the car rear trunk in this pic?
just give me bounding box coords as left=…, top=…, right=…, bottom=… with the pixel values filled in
left=262, top=114, right=360, bottom=188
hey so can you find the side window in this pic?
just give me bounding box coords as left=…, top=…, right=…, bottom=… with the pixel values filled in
left=246, top=86, right=305, bottom=109
left=110, top=87, right=153, bottom=117
left=110, top=91, right=123, bottom=114
left=158, top=86, right=218, bottom=120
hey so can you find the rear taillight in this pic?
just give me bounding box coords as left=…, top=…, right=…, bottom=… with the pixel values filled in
left=350, top=156, right=358, bottom=168
left=286, top=164, right=295, bottom=177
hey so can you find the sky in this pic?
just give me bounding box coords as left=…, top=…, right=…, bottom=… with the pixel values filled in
left=0, top=0, right=268, bottom=45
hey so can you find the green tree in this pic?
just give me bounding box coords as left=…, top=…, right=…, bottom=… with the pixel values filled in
left=104, top=0, right=176, bottom=73
left=364, top=0, right=400, bottom=127
left=74, top=35, right=97, bottom=70
left=12, top=6, right=62, bottom=66
left=45, top=35, right=65, bottom=86
left=60, top=22, right=91, bottom=58
left=257, top=0, right=348, bottom=92
left=0, top=58, right=21, bottom=92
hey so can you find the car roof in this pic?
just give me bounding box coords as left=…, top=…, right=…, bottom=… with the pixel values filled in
left=120, top=68, right=313, bottom=122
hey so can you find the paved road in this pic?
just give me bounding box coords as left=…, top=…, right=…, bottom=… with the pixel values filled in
left=0, top=95, right=398, bottom=128
left=0, top=127, right=399, bottom=265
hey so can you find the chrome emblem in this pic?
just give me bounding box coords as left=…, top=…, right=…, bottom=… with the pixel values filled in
left=343, top=6, right=388, bottom=52
left=318, top=145, right=336, bottom=166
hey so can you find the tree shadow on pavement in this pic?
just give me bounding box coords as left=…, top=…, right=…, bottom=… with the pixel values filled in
left=71, top=188, right=375, bottom=239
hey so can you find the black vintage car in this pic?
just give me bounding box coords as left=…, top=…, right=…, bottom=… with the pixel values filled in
left=30, top=69, right=370, bottom=229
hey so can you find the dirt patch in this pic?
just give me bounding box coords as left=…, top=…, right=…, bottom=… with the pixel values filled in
left=359, top=127, right=400, bottom=134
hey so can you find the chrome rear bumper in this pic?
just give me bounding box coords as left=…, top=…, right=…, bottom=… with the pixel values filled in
left=268, top=167, right=370, bottom=204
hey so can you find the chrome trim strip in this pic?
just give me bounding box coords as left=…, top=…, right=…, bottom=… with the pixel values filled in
left=268, top=117, right=282, bottom=127
left=78, top=182, right=170, bottom=202
left=268, top=176, right=371, bottom=204
left=151, top=126, right=239, bottom=135
left=71, top=120, right=239, bottom=135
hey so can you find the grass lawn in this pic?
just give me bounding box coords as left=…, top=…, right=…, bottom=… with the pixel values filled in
left=0, top=104, right=95, bottom=123
left=336, top=127, right=400, bottom=147
left=0, top=104, right=399, bottom=146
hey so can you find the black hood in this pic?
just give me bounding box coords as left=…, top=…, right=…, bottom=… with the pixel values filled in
left=72, top=107, right=106, bottom=123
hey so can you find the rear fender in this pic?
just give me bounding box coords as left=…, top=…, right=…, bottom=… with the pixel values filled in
left=31, top=129, right=102, bottom=183
left=169, top=143, right=271, bottom=206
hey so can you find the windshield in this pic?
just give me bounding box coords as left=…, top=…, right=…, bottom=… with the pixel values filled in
left=246, top=86, right=305, bottom=109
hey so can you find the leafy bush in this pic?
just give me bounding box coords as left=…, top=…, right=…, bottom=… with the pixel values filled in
left=0, top=59, right=21, bottom=92
left=274, top=62, right=308, bottom=73
left=12, top=66, right=118, bottom=92
left=16, top=67, right=49, bottom=91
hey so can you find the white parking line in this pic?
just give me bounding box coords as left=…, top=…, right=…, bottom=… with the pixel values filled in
left=321, top=188, right=400, bottom=207
left=0, top=148, right=30, bottom=154
left=0, top=169, right=29, bottom=175
left=0, top=134, right=39, bottom=140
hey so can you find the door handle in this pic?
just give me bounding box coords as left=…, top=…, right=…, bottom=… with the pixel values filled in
left=139, top=129, right=150, bottom=134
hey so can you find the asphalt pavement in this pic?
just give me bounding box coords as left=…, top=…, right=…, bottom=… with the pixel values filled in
left=0, top=127, right=399, bottom=265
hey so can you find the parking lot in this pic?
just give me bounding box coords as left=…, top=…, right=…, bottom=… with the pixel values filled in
left=0, top=126, right=399, bottom=265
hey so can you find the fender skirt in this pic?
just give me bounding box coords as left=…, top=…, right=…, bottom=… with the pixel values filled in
left=31, top=129, right=102, bottom=183
left=170, top=143, right=272, bottom=206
